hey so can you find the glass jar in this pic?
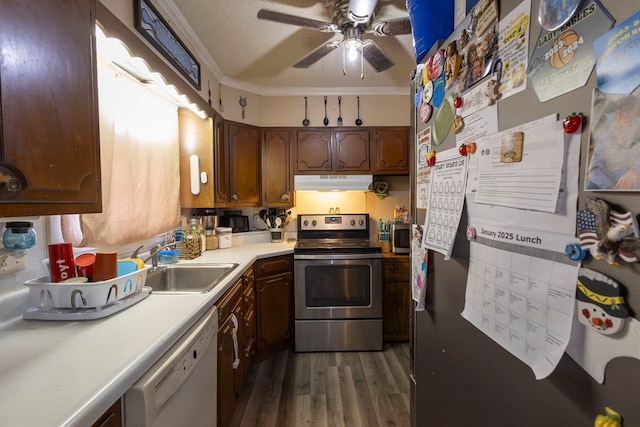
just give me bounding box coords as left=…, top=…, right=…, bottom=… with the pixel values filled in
left=3, top=222, right=36, bottom=250
left=183, top=221, right=201, bottom=259
left=205, top=229, right=218, bottom=250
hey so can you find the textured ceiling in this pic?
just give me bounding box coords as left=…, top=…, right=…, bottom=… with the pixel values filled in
left=164, top=0, right=417, bottom=94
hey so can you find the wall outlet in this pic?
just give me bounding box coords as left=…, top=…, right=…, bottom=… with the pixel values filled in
left=0, top=254, right=27, bottom=275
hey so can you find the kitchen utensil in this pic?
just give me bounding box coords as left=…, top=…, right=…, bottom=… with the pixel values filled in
left=303, top=96, right=310, bottom=126
left=266, top=217, right=273, bottom=228
left=356, top=96, right=363, bottom=126
left=275, top=217, right=283, bottom=227
left=323, top=96, right=329, bottom=126
left=337, top=96, right=343, bottom=126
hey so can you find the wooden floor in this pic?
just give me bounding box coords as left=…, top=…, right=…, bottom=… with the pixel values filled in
left=230, top=342, right=411, bottom=427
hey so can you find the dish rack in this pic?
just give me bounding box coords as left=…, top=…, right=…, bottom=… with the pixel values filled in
left=23, top=267, right=151, bottom=320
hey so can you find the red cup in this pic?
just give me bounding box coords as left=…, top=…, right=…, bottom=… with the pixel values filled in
left=92, top=252, right=118, bottom=282
left=75, top=253, right=96, bottom=280
left=48, top=243, right=77, bottom=283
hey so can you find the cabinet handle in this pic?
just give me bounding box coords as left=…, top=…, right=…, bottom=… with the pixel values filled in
left=230, top=313, right=240, bottom=369
left=280, top=193, right=290, bottom=202
left=338, top=162, right=345, bottom=169
left=0, top=170, right=21, bottom=192
left=232, top=193, right=239, bottom=201
left=400, top=162, right=407, bottom=167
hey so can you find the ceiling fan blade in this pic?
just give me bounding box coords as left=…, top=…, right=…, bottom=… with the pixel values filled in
left=293, top=43, right=340, bottom=68
left=348, top=0, right=379, bottom=23
left=257, top=9, right=337, bottom=32
left=362, top=41, right=394, bottom=72
left=368, top=17, right=412, bottom=36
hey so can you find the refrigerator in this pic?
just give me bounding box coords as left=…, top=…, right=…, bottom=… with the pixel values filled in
left=409, top=0, right=640, bottom=425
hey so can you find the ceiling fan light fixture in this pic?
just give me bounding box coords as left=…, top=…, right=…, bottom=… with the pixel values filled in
left=346, top=45, right=360, bottom=61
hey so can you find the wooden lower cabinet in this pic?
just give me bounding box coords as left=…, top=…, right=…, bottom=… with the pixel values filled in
left=91, top=399, right=122, bottom=427
left=217, top=278, right=245, bottom=427
left=382, top=254, right=411, bottom=341
left=254, top=254, right=293, bottom=359
left=242, top=266, right=256, bottom=381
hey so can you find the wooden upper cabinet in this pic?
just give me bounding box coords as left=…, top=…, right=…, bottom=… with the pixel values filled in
left=374, top=127, right=410, bottom=175
left=262, top=129, right=293, bottom=206
left=295, top=129, right=332, bottom=173
left=217, top=121, right=261, bottom=206
left=334, top=129, right=371, bottom=172
left=0, top=0, right=101, bottom=216
left=295, top=128, right=370, bottom=174
left=178, top=109, right=214, bottom=208
left=214, top=114, right=229, bottom=204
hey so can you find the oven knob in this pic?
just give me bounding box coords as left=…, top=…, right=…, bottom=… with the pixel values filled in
left=350, top=220, right=356, bottom=226
left=359, top=219, right=364, bottom=226
left=303, top=220, right=309, bottom=227
left=311, top=220, right=317, bottom=226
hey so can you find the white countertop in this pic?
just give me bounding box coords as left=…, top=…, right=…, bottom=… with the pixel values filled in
left=0, top=241, right=294, bottom=427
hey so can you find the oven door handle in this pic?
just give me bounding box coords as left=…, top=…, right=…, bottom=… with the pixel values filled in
left=294, top=253, right=382, bottom=260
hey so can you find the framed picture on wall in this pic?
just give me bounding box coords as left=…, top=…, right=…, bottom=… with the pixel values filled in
left=134, top=0, right=201, bottom=90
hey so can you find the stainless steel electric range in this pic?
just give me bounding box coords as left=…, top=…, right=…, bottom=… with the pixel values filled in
left=293, top=213, right=382, bottom=352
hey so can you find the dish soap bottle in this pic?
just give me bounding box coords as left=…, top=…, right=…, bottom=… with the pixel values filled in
left=174, top=221, right=186, bottom=259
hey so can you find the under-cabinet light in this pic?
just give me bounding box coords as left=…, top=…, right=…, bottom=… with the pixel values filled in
left=96, top=26, right=207, bottom=120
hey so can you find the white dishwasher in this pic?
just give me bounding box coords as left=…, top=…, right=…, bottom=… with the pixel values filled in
left=124, top=305, right=218, bottom=427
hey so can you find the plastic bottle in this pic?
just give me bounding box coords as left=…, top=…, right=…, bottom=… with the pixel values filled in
left=174, top=221, right=186, bottom=259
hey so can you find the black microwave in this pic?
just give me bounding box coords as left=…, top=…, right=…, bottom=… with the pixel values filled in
left=391, top=223, right=410, bottom=254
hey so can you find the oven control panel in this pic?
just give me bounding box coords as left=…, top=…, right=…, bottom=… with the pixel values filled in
left=298, top=214, right=368, bottom=231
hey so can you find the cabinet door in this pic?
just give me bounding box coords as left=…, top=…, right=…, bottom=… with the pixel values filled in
left=256, top=271, right=292, bottom=352
left=0, top=0, right=101, bottom=216
left=91, top=399, right=122, bottom=427
left=333, top=128, right=371, bottom=172
left=295, top=129, right=332, bottom=173
left=226, top=122, right=261, bottom=205
left=375, top=127, right=409, bottom=175
left=178, top=109, right=214, bottom=208
left=382, top=256, right=410, bottom=341
left=217, top=313, right=239, bottom=427
left=214, top=114, right=229, bottom=204
left=262, top=129, right=293, bottom=206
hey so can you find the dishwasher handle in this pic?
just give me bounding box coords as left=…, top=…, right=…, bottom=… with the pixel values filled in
left=231, top=313, right=240, bottom=370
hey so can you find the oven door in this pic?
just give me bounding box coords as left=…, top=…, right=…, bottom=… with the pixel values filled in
left=294, top=256, right=382, bottom=320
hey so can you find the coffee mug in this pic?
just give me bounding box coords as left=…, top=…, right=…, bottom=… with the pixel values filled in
left=48, top=243, right=77, bottom=283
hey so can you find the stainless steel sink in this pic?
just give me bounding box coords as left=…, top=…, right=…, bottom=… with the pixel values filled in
left=145, top=263, right=239, bottom=294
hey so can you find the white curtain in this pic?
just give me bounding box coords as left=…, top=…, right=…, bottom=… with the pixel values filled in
left=63, top=57, right=180, bottom=246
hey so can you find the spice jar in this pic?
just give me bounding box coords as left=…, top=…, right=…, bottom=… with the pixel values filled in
left=205, top=229, right=218, bottom=250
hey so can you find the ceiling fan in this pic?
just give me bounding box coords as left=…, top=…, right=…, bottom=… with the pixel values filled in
left=257, top=0, right=412, bottom=77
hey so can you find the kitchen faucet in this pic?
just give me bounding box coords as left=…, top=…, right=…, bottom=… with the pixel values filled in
left=141, top=243, right=177, bottom=268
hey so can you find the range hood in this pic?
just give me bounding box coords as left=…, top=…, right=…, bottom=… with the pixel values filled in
left=294, top=175, right=373, bottom=191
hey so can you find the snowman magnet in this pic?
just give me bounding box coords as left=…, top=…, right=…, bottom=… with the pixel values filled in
left=576, top=268, right=629, bottom=335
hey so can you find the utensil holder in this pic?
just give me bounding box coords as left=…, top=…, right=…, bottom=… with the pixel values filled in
left=270, top=228, right=284, bottom=243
